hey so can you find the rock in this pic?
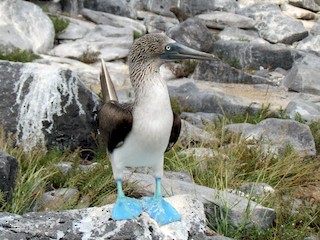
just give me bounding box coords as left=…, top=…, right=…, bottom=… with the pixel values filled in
left=54, top=161, right=73, bottom=174
left=218, top=27, right=269, bottom=44
left=295, top=35, right=320, bottom=53
left=226, top=118, right=316, bottom=156
left=239, top=183, right=275, bottom=199
left=0, top=152, right=18, bottom=202
left=0, top=60, right=101, bottom=152
left=179, top=147, right=217, bottom=171
left=193, top=58, right=279, bottom=86
left=289, top=0, right=320, bottom=12
left=212, top=40, right=304, bottom=70
left=310, top=19, right=320, bottom=35
left=33, top=188, right=80, bottom=211
left=168, top=79, right=260, bottom=115
left=285, top=99, right=320, bottom=122
left=180, top=112, right=220, bottom=128
left=29, top=0, right=62, bottom=14
left=128, top=173, right=276, bottom=230
left=179, top=120, right=217, bottom=146
left=283, top=54, right=320, bottom=95
left=164, top=171, right=194, bottom=183
left=197, top=11, right=255, bottom=30
left=57, top=17, right=96, bottom=41
left=237, top=0, right=289, bottom=8
left=238, top=3, right=308, bottom=44
left=0, top=195, right=210, bottom=239
left=50, top=24, right=133, bottom=62
left=281, top=3, right=319, bottom=20
left=167, top=18, right=214, bottom=52
left=0, top=0, right=54, bottom=53
left=83, top=0, right=137, bottom=19
left=81, top=8, right=146, bottom=35
left=61, top=0, right=84, bottom=16
left=143, top=11, right=179, bottom=33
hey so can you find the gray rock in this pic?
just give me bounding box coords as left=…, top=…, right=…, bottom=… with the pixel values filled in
left=0, top=0, right=54, bottom=53
left=50, top=24, right=133, bottom=61
left=33, top=188, right=80, bottom=211
left=0, top=195, right=209, bottom=239
left=283, top=54, right=320, bottom=95
left=289, top=0, right=320, bottom=12
left=295, top=35, right=320, bottom=53
left=180, top=120, right=217, bottom=146
left=128, top=173, right=276, bottom=230
left=212, top=40, right=305, bottom=70
left=61, top=0, right=84, bottom=16
left=164, top=171, right=194, bottom=183
left=84, top=0, right=137, bottom=19
left=143, top=12, right=179, bottom=33
left=238, top=3, right=308, bottom=44
left=193, top=58, right=279, bottom=86
left=167, top=18, right=214, bottom=52
left=0, top=152, right=18, bottom=202
left=81, top=8, right=146, bottom=35
left=227, top=118, right=316, bottom=156
left=180, top=112, right=220, bottom=128
left=239, top=183, right=275, bottom=199
left=168, top=79, right=259, bottom=115
left=310, top=19, right=320, bottom=35
left=218, top=27, right=269, bottom=44
left=281, top=3, right=319, bottom=20
left=285, top=99, right=320, bottom=122
left=57, top=17, right=96, bottom=41
left=54, top=161, right=73, bottom=174
left=0, top=60, right=101, bottom=152
left=197, top=11, right=255, bottom=30
left=179, top=147, right=217, bottom=171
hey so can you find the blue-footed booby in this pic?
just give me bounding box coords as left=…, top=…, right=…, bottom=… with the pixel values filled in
left=98, top=33, right=215, bottom=225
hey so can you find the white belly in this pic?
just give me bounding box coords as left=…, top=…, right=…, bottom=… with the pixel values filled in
left=110, top=79, right=173, bottom=179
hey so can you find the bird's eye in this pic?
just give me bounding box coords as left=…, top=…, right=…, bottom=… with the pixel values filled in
left=165, top=45, right=171, bottom=51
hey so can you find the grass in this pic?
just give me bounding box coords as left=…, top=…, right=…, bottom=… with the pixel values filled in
left=49, top=16, right=69, bottom=36
left=0, top=106, right=319, bottom=239
left=70, top=47, right=100, bottom=64
left=0, top=48, right=39, bottom=62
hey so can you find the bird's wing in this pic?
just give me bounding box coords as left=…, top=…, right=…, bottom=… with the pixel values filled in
left=98, top=101, right=133, bottom=153
left=165, top=111, right=181, bottom=152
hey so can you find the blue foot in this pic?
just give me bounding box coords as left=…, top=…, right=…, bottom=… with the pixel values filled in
left=142, top=196, right=181, bottom=225
left=112, top=179, right=142, bottom=220
left=112, top=196, right=143, bottom=220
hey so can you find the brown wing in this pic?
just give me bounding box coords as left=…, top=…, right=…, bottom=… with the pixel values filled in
left=165, top=112, right=181, bottom=152
left=98, top=101, right=133, bottom=153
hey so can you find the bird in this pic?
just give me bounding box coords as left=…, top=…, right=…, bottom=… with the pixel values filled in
left=98, top=33, right=215, bottom=225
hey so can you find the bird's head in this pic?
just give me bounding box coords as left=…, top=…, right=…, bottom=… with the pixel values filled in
left=128, top=33, right=215, bottom=75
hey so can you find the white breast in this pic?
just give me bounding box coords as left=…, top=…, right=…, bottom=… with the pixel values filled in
left=110, top=76, right=173, bottom=179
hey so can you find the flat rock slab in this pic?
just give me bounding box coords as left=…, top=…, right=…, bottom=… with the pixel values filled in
left=0, top=195, right=209, bottom=240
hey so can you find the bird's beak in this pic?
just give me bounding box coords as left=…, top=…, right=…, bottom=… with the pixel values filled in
left=160, top=42, right=217, bottom=61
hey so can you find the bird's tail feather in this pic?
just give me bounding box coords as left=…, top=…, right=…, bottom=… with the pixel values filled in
left=100, top=58, right=118, bottom=103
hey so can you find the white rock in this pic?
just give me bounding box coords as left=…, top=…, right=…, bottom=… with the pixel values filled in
left=0, top=0, right=54, bottom=53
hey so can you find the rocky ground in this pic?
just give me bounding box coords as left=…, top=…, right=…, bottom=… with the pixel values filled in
left=0, top=0, right=320, bottom=239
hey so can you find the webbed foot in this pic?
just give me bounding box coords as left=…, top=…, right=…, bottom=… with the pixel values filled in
left=112, top=196, right=142, bottom=220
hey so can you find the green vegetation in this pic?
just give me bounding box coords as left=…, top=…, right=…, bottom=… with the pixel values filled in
left=49, top=16, right=69, bottom=36
left=71, top=47, right=100, bottom=64
left=0, top=105, right=319, bottom=239
left=0, top=48, right=39, bottom=62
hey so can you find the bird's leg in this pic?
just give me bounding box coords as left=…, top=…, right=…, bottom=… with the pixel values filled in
left=112, top=179, right=142, bottom=220
left=142, top=177, right=181, bottom=225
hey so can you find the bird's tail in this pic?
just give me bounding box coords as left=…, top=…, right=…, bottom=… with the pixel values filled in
left=100, top=58, right=118, bottom=103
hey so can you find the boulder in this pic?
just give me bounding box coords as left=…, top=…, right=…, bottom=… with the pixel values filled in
left=281, top=3, right=319, bottom=20
left=239, top=183, right=275, bottom=199
left=180, top=112, right=220, bottom=128
left=128, top=172, right=276, bottom=231
left=283, top=54, right=320, bottom=95
left=218, top=27, right=269, bottom=44
left=0, top=195, right=211, bottom=240
left=0, top=0, right=54, bottom=53
left=167, top=18, right=214, bottom=52
left=212, top=40, right=304, bottom=70
left=197, top=11, right=255, bottom=30
left=81, top=8, right=146, bottom=35
left=0, top=60, right=101, bottom=152
left=238, top=3, right=308, bottom=44
left=143, top=12, right=179, bottom=33
left=61, top=0, right=84, bottom=16
left=285, top=99, right=320, bottom=122
left=50, top=24, right=133, bottom=61
left=0, top=152, right=18, bottom=202
left=83, top=0, right=137, bottom=19
left=168, top=79, right=259, bottom=115
left=227, top=118, right=316, bottom=156
left=295, top=35, right=320, bottom=53
left=289, top=0, right=320, bottom=12
left=310, top=19, right=320, bottom=35
left=193, top=58, right=279, bottom=86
